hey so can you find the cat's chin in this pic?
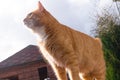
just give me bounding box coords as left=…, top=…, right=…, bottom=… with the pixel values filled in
left=26, top=25, right=34, bottom=28
left=24, top=24, right=33, bottom=29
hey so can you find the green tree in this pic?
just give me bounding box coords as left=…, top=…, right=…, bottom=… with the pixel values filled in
left=92, top=6, right=120, bottom=80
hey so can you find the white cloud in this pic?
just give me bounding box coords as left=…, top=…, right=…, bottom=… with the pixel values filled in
left=0, top=35, right=25, bottom=61
left=68, top=0, right=90, bottom=5
left=98, top=0, right=113, bottom=9
left=0, top=0, right=38, bottom=62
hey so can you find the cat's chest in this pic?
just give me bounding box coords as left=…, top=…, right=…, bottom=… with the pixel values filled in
left=39, top=43, right=56, bottom=64
left=40, top=45, right=65, bottom=67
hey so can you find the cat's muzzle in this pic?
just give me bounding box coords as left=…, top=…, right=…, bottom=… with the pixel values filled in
left=23, top=18, right=34, bottom=28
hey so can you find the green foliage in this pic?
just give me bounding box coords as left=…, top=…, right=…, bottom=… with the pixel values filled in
left=93, top=11, right=120, bottom=80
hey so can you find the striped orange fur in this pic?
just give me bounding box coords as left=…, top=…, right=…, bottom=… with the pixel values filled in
left=24, top=1, right=106, bottom=80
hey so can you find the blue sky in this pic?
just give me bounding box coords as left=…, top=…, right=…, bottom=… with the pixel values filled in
left=0, top=0, right=113, bottom=62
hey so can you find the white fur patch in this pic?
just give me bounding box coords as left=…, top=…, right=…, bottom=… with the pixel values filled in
left=35, top=26, right=48, bottom=42
left=79, top=73, right=84, bottom=80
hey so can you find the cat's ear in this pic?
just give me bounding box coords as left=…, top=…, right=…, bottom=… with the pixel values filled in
left=38, top=1, right=44, bottom=12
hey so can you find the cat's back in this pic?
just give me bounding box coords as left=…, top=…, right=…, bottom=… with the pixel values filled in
left=66, top=27, right=103, bottom=57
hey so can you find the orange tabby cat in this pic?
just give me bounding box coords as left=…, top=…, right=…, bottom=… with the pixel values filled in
left=24, top=1, right=106, bottom=80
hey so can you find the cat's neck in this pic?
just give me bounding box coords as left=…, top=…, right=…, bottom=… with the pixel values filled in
left=35, top=23, right=61, bottom=43
left=35, top=10, right=62, bottom=42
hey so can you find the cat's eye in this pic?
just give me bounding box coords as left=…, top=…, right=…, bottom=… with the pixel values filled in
left=28, top=13, right=33, bottom=18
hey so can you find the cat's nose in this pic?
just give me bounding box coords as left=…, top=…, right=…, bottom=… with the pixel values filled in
left=23, top=18, right=26, bottom=23
left=23, top=18, right=27, bottom=25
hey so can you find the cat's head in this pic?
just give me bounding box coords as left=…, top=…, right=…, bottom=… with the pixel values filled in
left=24, top=1, right=54, bottom=31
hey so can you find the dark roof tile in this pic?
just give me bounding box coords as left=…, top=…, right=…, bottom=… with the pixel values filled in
left=0, top=45, right=44, bottom=69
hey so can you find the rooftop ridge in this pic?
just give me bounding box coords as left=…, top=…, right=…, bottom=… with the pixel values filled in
left=0, top=45, right=43, bottom=70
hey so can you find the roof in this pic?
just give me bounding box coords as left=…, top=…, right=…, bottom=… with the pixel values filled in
left=0, top=45, right=44, bottom=70
left=113, top=0, right=120, bottom=2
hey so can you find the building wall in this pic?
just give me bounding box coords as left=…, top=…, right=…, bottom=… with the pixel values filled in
left=0, top=62, right=56, bottom=80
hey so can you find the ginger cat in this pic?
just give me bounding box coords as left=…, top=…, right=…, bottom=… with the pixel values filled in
left=24, top=1, right=106, bottom=80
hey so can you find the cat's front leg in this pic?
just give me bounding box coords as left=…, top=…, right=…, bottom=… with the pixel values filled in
left=51, top=63, right=68, bottom=80
left=67, top=66, right=80, bottom=80
left=66, top=57, right=80, bottom=80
